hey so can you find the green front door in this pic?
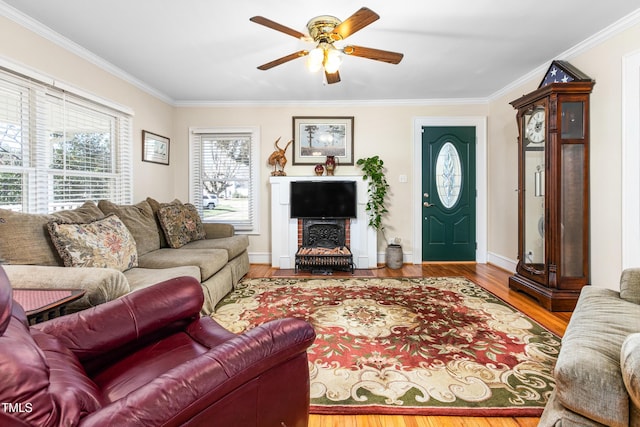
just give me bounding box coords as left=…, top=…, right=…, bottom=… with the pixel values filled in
left=422, top=126, right=476, bottom=261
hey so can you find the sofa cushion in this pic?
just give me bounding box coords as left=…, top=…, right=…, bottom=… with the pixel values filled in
left=47, top=214, right=138, bottom=272
left=539, top=389, right=605, bottom=427
left=124, top=266, right=201, bottom=292
left=3, top=265, right=130, bottom=312
left=138, top=248, right=228, bottom=282
left=620, top=268, right=640, bottom=305
left=157, top=203, right=206, bottom=248
left=182, top=235, right=249, bottom=259
left=200, top=264, right=233, bottom=315
left=555, top=286, right=640, bottom=427
left=622, top=335, right=640, bottom=427
left=622, top=333, right=640, bottom=409
left=202, top=222, right=235, bottom=239
left=98, top=200, right=161, bottom=256
left=0, top=201, right=104, bottom=266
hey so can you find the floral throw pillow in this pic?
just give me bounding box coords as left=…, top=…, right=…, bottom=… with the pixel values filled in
left=157, top=203, right=206, bottom=248
left=47, top=214, right=138, bottom=271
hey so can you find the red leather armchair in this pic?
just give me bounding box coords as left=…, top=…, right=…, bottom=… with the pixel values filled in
left=0, top=266, right=315, bottom=427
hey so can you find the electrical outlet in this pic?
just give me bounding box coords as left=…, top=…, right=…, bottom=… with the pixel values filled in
left=399, top=174, right=408, bottom=183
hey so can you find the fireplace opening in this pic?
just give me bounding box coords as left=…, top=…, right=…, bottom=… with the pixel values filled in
left=295, top=218, right=354, bottom=274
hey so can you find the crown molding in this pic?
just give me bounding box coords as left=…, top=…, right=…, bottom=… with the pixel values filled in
left=0, top=1, right=175, bottom=104
left=174, top=97, right=490, bottom=108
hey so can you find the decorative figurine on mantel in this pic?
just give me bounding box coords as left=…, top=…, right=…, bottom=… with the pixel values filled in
left=325, top=155, right=336, bottom=175
left=267, top=137, right=292, bottom=176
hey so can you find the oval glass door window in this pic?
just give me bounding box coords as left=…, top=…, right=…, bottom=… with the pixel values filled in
left=435, top=142, right=462, bottom=209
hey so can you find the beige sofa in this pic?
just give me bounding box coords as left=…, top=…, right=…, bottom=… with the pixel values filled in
left=539, top=268, right=640, bottom=427
left=0, top=198, right=249, bottom=315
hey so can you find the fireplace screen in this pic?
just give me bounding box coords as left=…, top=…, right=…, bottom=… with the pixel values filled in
left=295, top=219, right=354, bottom=273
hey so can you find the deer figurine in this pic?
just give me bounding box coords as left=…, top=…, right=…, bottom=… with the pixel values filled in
left=268, top=137, right=293, bottom=176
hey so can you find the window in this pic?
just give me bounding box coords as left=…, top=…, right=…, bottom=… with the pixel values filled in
left=190, top=127, right=260, bottom=233
left=0, top=68, right=132, bottom=213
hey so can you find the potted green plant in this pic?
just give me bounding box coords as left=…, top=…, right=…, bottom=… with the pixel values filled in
left=356, top=156, right=402, bottom=269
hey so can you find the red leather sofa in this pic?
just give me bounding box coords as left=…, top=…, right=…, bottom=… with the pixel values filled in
left=0, top=266, right=316, bottom=426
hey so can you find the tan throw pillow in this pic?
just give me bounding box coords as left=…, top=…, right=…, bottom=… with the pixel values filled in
left=157, top=203, right=206, bottom=248
left=98, top=200, right=161, bottom=256
left=47, top=214, right=138, bottom=271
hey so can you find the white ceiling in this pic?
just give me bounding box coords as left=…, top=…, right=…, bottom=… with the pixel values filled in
left=2, top=1, right=639, bottom=104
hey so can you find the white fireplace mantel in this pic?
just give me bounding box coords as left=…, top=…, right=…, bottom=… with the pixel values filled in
left=269, top=176, right=377, bottom=269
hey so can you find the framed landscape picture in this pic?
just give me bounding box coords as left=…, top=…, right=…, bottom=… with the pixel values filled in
left=292, top=116, right=354, bottom=165
left=142, top=130, right=170, bottom=165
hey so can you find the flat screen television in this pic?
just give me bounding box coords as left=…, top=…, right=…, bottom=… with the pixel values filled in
left=290, top=180, right=357, bottom=218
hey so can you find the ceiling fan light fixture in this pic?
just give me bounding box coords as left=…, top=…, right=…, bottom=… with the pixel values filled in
left=323, top=47, right=342, bottom=74
left=306, top=47, right=324, bottom=72
left=251, top=8, right=402, bottom=83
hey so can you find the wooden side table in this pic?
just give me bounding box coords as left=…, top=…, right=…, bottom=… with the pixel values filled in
left=13, top=289, right=86, bottom=325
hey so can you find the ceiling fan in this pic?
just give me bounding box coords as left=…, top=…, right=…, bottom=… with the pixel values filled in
left=250, top=7, right=404, bottom=84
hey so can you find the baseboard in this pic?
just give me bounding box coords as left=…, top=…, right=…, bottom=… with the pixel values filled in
left=488, top=252, right=517, bottom=273
left=248, top=252, right=271, bottom=265
left=254, top=250, right=517, bottom=271
left=377, top=249, right=413, bottom=264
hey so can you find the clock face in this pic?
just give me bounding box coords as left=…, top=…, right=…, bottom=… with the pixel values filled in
left=526, top=108, right=546, bottom=144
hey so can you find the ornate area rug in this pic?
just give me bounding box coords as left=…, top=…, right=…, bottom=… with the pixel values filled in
left=212, top=277, right=560, bottom=416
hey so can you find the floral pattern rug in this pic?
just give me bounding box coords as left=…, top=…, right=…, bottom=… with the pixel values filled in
left=212, top=277, right=560, bottom=416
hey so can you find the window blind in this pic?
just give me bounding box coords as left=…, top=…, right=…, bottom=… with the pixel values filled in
left=190, top=127, right=260, bottom=232
left=0, top=73, right=30, bottom=210
left=0, top=68, right=132, bottom=213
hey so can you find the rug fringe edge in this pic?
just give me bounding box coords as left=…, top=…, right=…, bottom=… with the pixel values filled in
left=309, top=404, right=544, bottom=417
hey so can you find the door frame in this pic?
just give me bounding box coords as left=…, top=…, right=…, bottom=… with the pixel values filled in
left=412, top=117, right=487, bottom=264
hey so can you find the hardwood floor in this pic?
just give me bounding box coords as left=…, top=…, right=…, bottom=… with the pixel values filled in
left=246, top=262, right=571, bottom=427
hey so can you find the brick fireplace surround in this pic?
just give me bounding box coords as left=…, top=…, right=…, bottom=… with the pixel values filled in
left=269, top=176, right=377, bottom=269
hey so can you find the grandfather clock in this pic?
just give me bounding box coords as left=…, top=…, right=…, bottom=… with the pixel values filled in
left=509, top=61, right=594, bottom=311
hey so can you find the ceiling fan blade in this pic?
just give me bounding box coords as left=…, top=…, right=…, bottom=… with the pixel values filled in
left=250, top=16, right=307, bottom=39
left=257, top=50, right=309, bottom=70
left=343, top=45, right=404, bottom=64
left=325, top=70, right=341, bottom=84
left=332, top=7, right=379, bottom=40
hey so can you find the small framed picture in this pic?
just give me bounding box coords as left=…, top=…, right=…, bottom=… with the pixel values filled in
left=142, top=130, right=170, bottom=165
left=292, top=116, right=354, bottom=165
